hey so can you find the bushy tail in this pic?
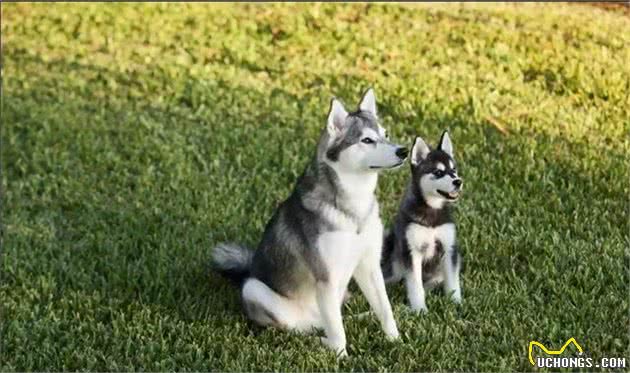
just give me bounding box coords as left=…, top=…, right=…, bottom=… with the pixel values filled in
left=211, top=243, right=254, bottom=286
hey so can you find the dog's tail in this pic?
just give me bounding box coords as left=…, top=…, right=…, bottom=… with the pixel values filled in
left=211, top=243, right=254, bottom=287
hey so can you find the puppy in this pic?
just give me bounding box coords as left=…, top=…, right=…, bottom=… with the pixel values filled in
left=381, top=131, right=463, bottom=312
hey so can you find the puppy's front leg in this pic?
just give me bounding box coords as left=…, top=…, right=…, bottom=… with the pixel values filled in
left=442, top=246, right=462, bottom=304
left=405, top=251, right=428, bottom=312
left=316, top=280, right=347, bottom=357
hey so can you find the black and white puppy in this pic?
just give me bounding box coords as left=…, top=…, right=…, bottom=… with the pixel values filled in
left=381, top=131, right=463, bottom=312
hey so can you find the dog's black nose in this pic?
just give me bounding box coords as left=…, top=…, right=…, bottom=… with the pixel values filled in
left=453, top=179, right=463, bottom=188
left=396, top=147, right=409, bottom=159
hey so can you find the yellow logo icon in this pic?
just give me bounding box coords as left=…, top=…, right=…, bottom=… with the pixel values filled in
left=528, top=338, right=584, bottom=366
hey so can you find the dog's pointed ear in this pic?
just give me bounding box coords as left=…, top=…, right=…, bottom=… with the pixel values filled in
left=438, top=131, right=453, bottom=157
left=358, top=88, right=377, bottom=116
left=327, top=98, right=348, bottom=137
left=411, top=137, right=430, bottom=166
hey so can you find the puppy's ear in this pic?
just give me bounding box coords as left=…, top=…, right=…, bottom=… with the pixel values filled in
left=358, top=88, right=377, bottom=116
left=327, top=98, right=348, bottom=137
left=411, top=137, right=430, bottom=166
left=438, top=131, right=453, bottom=157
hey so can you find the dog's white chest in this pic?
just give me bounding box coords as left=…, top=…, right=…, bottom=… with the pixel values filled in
left=321, top=195, right=377, bottom=233
left=317, top=203, right=382, bottom=281
left=405, top=223, right=456, bottom=258
left=316, top=230, right=369, bottom=282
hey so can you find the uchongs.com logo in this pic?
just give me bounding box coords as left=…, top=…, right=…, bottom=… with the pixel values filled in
left=528, top=338, right=627, bottom=369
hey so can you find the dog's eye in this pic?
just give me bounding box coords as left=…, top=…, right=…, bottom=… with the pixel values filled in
left=433, top=170, right=445, bottom=177
left=361, top=138, right=375, bottom=144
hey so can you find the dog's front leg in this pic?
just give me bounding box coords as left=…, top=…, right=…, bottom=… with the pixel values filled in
left=316, top=280, right=347, bottom=357
left=354, top=255, right=400, bottom=340
left=442, top=246, right=462, bottom=304
left=405, top=251, right=428, bottom=312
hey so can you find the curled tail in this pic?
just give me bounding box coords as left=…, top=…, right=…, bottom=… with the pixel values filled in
left=211, top=243, right=254, bottom=286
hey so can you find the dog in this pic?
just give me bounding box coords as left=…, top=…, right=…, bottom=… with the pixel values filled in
left=381, top=131, right=463, bottom=313
left=211, top=89, right=407, bottom=356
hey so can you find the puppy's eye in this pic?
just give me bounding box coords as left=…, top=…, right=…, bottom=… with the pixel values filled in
left=361, top=138, right=375, bottom=144
left=434, top=170, right=445, bottom=177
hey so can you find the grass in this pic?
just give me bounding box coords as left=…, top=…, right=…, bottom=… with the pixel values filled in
left=1, top=3, right=629, bottom=371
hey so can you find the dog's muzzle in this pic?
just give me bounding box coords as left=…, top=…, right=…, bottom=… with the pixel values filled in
left=438, top=179, right=463, bottom=200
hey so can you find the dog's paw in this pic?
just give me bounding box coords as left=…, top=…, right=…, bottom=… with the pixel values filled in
left=320, top=336, right=347, bottom=357
left=385, top=327, right=400, bottom=341
left=451, top=291, right=462, bottom=305
left=411, top=304, right=428, bottom=314
left=382, top=318, right=400, bottom=340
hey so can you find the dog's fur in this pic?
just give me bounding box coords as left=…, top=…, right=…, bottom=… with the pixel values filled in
left=381, top=131, right=463, bottom=312
left=212, top=89, right=407, bottom=356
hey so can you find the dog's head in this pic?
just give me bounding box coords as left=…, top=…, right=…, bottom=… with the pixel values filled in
left=410, top=131, right=463, bottom=208
left=323, top=89, right=408, bottom=173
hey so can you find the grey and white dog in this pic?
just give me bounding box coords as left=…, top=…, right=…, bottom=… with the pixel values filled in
left=381, top=131, right=463, bottom=313
left=211, top=89, right=407, bottom=356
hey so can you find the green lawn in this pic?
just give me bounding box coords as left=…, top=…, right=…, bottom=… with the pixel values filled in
left=2, top=3, right=629, bottom=371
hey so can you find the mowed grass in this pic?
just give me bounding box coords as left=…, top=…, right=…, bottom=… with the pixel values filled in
left=2, top=3, right=629, bottom=371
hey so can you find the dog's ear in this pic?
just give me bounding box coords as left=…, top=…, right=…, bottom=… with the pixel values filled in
left=438, top=130, right=453, bottom=157
left=327, top=98, right=348, bottom=137
left=411, top=137, right=430, bottom=166
left=358, top=88, right=377, bottom=116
